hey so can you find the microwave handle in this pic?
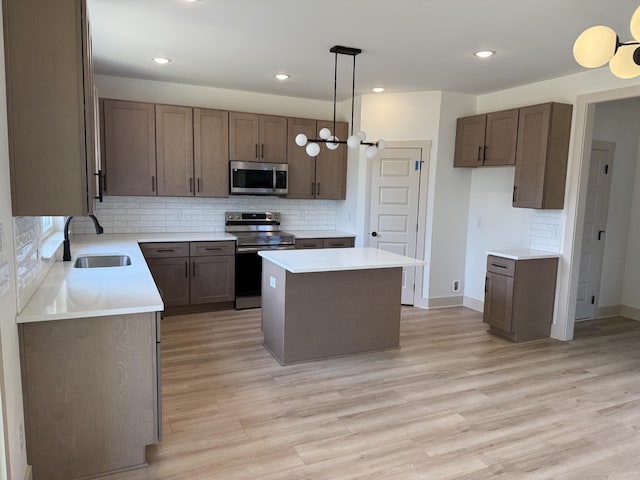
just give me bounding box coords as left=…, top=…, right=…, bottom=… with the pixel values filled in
left=273, top=166, right=276, bottom=192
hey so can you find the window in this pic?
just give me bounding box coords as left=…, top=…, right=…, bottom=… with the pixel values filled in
left=41, top=216, right=53, bottom=236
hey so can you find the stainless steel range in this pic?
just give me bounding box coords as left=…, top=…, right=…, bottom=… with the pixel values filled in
left=226, top=211, right=295, bottom=309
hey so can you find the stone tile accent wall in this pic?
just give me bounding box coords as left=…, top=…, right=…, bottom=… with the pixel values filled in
left=72, top=196, right=339, bottom=234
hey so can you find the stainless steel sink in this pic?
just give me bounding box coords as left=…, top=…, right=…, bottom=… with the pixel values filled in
left=73, top=255, right=132, bottom=268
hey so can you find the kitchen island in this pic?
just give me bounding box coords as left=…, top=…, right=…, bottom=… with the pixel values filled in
left=258, top=248, right=424, bottom=365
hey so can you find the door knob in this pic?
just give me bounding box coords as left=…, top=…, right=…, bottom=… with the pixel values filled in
left=371, top=231, right=378, bottom=237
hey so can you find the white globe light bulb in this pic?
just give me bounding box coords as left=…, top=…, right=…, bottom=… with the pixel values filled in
left=357, top=130, right=367, bottom=142
left=631, top=6, right=640, bottom=41
left=609, top=44, right=640, bottom=79
left=319, top=128, right=331, bottom=140
left=365, top=145, right=378, bottom=159
left=377, top=139, right=387, bottom=150
left=306, top=142, right=320, bottom=157
left=295, top=133, right=308, bottom=147
left=347, top=135, right=361, bottom=149
left=573, top=25, right=617, bottom=68
left=327, top=136, right=339, bottom=150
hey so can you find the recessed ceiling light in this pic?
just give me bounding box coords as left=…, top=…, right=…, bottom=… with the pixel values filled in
left=372, top=87, right=385, bottom=93
left=153, top=57, right=171, bottom=64
left=274, top=74, right=290, bottom=80
left=474, top=50, right=495, bottom=58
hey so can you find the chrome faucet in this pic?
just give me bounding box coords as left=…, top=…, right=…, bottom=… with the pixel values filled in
left=63, top=215, right=104, bottom=261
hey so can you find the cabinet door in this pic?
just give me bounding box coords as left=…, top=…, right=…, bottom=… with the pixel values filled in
left=287, top=118, right=317, bottom=199
left=194, top=108, right=229, bottom=197
left=453, top=115, right=486, bottom=167
left=156, top=105, right=194, bottom=196
left=191, top=256, right=235, bottom=304
left=514, top=103, right=572, bottom=209
left=147, top=257, right=190, bottom=307
left=4, top=0, right=93, bottom=215
left=229, top=112, right=259, bottom=161
left=259, top=115, right=287, bottom=162
left=103, top=100, right=157, bottom=196
left=484, top=109, right=518, bottom=166
left=315, top=121, right=348, bottom=199
left=483, top=272, right=514, bottom=332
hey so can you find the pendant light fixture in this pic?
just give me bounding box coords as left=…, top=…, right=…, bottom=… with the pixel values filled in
left=573, top=6, right=640, bottom=78
left=295, top=45, right=385, bottom=159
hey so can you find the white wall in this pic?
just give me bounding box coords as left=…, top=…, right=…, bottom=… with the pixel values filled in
left=622, top=146, right=640, bottom=310
left=0, top=5, right=28, bottom=475
left=96, top=75, right=338, bottom=120
left=591, top=100, right=640, bottom=308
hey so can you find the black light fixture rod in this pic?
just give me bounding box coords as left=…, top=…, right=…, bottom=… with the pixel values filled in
left=333, top=48, right=338, bottom=138
left=351, top=51, right=356, bottom=137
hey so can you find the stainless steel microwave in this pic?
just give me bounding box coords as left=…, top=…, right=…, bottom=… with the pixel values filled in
left=230, top=161, right=288, bottom=195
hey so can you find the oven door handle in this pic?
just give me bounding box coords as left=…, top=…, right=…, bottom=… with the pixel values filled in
left=236, top=245, right=295, bottom=254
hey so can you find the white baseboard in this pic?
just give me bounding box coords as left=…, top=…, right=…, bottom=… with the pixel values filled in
left=596, top=305, right=621, bottom=319
left=463, top=296, right=484, bottom=313
left=427, top=295, right=463, bottom=309
left=621, top=305, right=640, bottom=322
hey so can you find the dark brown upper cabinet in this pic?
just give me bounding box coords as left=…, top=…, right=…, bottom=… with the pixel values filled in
left=453, top=109, right=518, bottom=167
left=4, top=0, right=99, bottom=215
left=229, top=112, right=287, bottom=163
left=194, top=108, right=229, bottom=197
left=513, top=103, right=573, bottom=209
left=156, top=105, right=194, bottom=197
left=102, top=100, right=157, bottom=196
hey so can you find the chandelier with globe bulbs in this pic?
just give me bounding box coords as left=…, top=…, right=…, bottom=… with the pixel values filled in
left=573, top=6, right=640, bottom=78
left=295, top=45, right=386, bottom=160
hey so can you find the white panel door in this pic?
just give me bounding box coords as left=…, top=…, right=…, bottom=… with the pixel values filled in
left=575, top=141, right=614, bottom=320
left=369, top=148, right=422, bottom=304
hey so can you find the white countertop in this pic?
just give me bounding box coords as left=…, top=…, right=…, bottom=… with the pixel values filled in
left=487, top=249, right=561, bottom=260
left=259, top=247, right=424, bottom=273
left=17, top=236, right=165, bottom=323
left=16, top=230, right=357, bottom=323
left=286, top=230, right=355, bottom=239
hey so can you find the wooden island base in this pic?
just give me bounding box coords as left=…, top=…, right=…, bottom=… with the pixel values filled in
left=261, top=260, right=402, bottom=365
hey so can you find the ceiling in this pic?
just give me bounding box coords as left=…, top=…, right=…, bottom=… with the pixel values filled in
left=89, top=0, right=640, bottom=102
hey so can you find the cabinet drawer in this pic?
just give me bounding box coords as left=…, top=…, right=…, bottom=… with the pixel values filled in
left=140, top=242, right=190, bottom=258
left=323, top=237, right=355, bottom=248
left=487, top=255, right=516, bottom=277
left=295, top=238, right=323, bottom=249
left=190, top=241, right=235, bottom=257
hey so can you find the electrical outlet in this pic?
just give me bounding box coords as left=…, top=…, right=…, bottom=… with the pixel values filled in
left=18, top=422, right=24, bottom=452
left=452, top=280, right=461, bottom=293
left=269, top=276, right=276, bottom=288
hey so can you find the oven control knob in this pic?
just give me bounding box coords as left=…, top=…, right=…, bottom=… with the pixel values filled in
left=266, top=214, right=272, bottom=219
left=227, top=214, right=233, bottom=219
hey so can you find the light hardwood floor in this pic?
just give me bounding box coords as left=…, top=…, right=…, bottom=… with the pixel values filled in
left=107, top=307, right=640, bottom=480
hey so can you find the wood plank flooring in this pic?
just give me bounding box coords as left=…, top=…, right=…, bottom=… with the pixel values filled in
left=109, top=307, right=640, bottom=479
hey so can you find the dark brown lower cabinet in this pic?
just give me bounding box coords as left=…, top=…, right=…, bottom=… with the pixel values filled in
left=295, top=236, right=355, bottom=249
left=483, top=254, right=558, bottom=342
left=147, top=256, right=190, bottom=306
left=191, top=255, right=235, bottom=304
left=19, top=312, right=160, bottom=480
left=141, top=241, right=235, bottom=311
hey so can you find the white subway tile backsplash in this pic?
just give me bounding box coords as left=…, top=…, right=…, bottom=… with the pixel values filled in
left=72, top=196, right=339, bottom=235
left=529, top=210, right=562, bottom=253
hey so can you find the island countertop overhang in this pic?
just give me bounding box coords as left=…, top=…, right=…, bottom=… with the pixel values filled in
left=258, top=247, right=424, bottom=273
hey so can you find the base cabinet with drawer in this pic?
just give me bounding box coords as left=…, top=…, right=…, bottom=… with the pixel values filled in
left=483, top=254, right=559, bottom=342
left=141, top=241, right=235, bottom=311
left=295, top=237, right=355, bottom=249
